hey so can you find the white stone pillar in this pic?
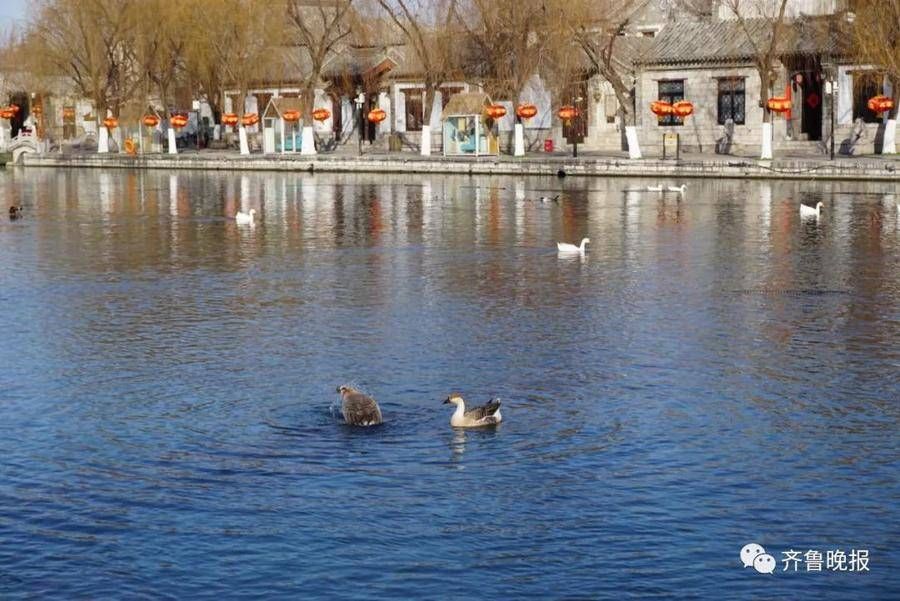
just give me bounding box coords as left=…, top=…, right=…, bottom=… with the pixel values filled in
left=167, top=128, right=177, bottom=155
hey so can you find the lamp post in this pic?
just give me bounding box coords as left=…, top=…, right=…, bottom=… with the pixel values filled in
left=355, top=90, right=365, bottom=156
left=825, top=68, right=837, bottom=161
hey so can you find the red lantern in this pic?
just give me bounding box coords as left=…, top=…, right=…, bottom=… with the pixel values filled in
left=103, top=116, right=119, bottom=130
left=650, top=101, right=674, bottom=117
left=672, top=101, right=694, bottom=118
left=283, top=109, right=301, bottom=122
left=867, top=95, right=895, bottom=114
left=222, top=113, right=239, bottom=126
left=312, top=108, right=330, bottom=122
left=767, top=97, right=792, bottom=113
left=0, top=108, right=13, bottom=120
left=486, top=104, right=507, bottom=120
left=142, top=114, right=160, bottom=127
left=516, top=103, right=538, bottom=120
left=241, top=113, right=259, bottom=126
left=557, top=105, right=578, bottom=121
left=170, top=113, right=188, bottom=129
left=367, top=108, right=386, bottom=124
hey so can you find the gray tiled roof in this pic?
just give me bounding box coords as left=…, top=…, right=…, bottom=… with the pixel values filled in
left=639, top=16, right=847, bottom=66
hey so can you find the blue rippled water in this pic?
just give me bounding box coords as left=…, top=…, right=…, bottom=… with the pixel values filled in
left=0, top=169, right=898, bottom=599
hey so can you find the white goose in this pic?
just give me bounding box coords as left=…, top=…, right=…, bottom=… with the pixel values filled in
left=667, top=184, right=687, bottom=195
left=557, top=238, right=590, bottom=253
left=539, top=195, right=560, bottom=203
left=646, top=185, right=663, bottom=192
left=800, top=202, right=823, bottom=219
left=235, top=208, right=256, bottom=225
left=444, top=394, right=502, bottom=428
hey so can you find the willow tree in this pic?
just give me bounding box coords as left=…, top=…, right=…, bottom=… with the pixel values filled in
left=27, top=0, right=141, bottom=152
left=209, top=0, right=284, bottom=154
left=720, top=0, right=791, bottom=159
left=459, top=0, right=556, bottom=155
left=287, top=0, right=357, bottom=155
left=374, top=0, right=461, bottom=156
left=563, top=0, right=649, bottom=159
left=852, top=0, right=899, bottom=154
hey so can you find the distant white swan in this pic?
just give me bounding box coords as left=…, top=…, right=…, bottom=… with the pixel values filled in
left=557, top=238, right=590, bottom=253
left=444, top=394, right=502, bottom=428
left=647, top=185, right=663, bottom=192
left=235, top=208, right=256, bottom=225
left=800, top=202, right=823, bottom=219
left=667, top=184, right=687, bottom=195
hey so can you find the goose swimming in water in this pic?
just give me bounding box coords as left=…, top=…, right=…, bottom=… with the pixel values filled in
left=800, top=201, right=823, bottom=219
left=646, top=185, right=663, bottom=192
left=557, top=238, right=590, bottom=253
left=235, top=208, right=256, bottom=225
left=539, top=195, right=560, bottom=203
left=667, top=184, right=687, bottom=195
left=336, top=385, right=383, bottom=426
left=444, top=394, right=502, bottom=428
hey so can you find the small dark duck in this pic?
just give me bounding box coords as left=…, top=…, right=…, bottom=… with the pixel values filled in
left=9, top=205, right=23, bottom=220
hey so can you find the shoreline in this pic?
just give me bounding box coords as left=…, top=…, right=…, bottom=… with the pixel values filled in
left=14, top=151, right=900, bottom=181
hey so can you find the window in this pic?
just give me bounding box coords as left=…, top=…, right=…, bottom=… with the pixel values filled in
left=717, top=78, right=746, bottom=125
left=657, top=80, right=684, bottom=126
left=852, top=74, right=882, bottom=123
left=404, top=89, right=424, bottom=132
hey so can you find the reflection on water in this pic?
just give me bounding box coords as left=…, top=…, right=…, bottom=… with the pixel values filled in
left=0, top=169, right=898, bottom=599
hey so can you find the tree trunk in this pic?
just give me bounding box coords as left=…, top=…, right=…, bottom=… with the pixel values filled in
left=301, top=83, right=317, bottom=156
left=420, top=85, right=436, bottom=156
left=882, top=81, right=899, bottom=155
left=759, top=72, right=774, bottom=160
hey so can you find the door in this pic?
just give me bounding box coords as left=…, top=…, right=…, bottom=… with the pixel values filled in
left=798, top=72, right=823, bottom=141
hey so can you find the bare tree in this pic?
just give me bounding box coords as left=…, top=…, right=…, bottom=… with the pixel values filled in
left=135, top=0, right=190, bottom=119
left=720, top=0, right=791, bottom=159
left=563, top=0, right=648, bottom=159
left=851, top=0, right=899, bottom=153
left=458, top=0, right=556, bottom=155
left=27, top=0, right=142, bottom=151
left=287, top=0, right=356, bottom=155
left=207, top=0, right=284, bottom=154
left=373, top=0, right=461, bottom=156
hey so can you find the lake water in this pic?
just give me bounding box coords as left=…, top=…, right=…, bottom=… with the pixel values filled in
left=1, top=168, right=898, bottom=599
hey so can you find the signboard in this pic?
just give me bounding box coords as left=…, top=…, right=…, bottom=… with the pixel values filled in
left=662, top=132, right=680, bottom=160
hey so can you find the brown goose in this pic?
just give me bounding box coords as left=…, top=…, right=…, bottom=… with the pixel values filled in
left=443, top=394, right=502, bottom=428
left=336, top=385, right=383, bottom=426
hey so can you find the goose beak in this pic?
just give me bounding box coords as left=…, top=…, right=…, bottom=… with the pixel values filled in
left=443, top=397, right=451, bottom=404
left=335, top=386, right=342, bottom=393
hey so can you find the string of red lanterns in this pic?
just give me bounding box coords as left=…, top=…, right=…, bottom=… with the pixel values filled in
left=241, top=113, right=259, bottom=126
left=367, top=108, right=387, bottom=124
left=486, top=104, right=507, bottom=120
left=312, top=108, right=331, bottom=122
left=557, top=105, right=578, bottom=121
left=222, top=113, right=239, bottom=126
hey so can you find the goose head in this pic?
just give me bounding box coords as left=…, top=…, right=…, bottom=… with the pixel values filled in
left=336, top=385, right=353, bottom=396
left=249, top=209, right=257, bottom=216
left=443, top=393, right=465, bottom=406
left=815, top=202, right=823, bottom=212
left=581, top=238, right=591, bottom=248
